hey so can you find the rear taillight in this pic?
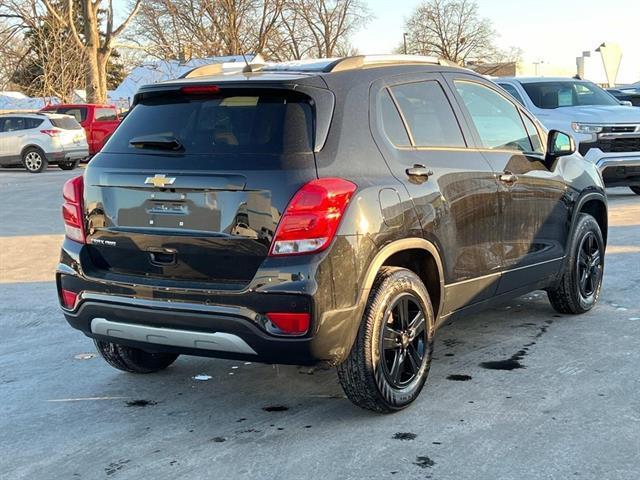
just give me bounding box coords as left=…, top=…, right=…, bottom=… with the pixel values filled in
left=41, top=129, right=61, bottom=137
left=180, top=85, right=220, bottom=95
left=270, top=178, right=357, bottom=256
left=266, top=312, right=310, bottom=335
left=62, top=175, right=86, bottom=243
left=60, top=289, right=79, bottom=309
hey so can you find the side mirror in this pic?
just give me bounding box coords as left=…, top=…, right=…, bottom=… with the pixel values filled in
left=547, top=130, right=576, bottom=158
left=619, top=100, right=633, bottom=107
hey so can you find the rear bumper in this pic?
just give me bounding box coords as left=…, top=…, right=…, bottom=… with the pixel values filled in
left=582, top=149, right=640, bottom=187
left=48, top=148, right=90, bottom=162
left=63, top=295, right=318, bottom=365
left=56, top=237, right=364, bottom=366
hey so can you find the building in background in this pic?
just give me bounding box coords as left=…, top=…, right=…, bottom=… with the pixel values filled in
left=470, top=61, right=574, bottom=78
left=576, top=42, right=636, bottom=87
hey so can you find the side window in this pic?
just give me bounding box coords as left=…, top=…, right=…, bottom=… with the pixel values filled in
left=379, top=89, right=411, bottom=147
left=26, top=118, right=44, bottom=129
left=497, top=83, right=525, bottom=106
left=521, top=114, right=544, bottom=153
left=0, top=118, right=6, bottom=132
left=454, top=81, right=532, bottom=152
left=95, top=108, right=117, bottom=121
left=3, top=117, right=26, bottom=132
left=389, top=81, right=466, bottom=148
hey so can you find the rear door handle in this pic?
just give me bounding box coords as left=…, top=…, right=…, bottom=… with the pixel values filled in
left=499, top=171, right=518, bottom=185
left=406, top=164, right=434, bottom=179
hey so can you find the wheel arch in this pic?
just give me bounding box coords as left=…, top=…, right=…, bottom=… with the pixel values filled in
left=360, top=238, right=445, bottom=320
left=574, top=192, right=608, bottom=246
left=20, top=143, right=48, bottom=158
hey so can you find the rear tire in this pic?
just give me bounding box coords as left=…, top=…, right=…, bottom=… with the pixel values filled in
left=58, top=159, right=79, bottom=170
left=94, top=340, right=179, bottom=373
left=547, top=214, right=604, bottom=314
left=337, top=267, right=434, bottom=413
left=630, top=186, right=640, bottom=195
left=22, top=147, right=47, bottom=173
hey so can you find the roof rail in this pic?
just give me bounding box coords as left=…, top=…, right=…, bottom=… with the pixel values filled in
left=327, top=55, right=458, bottom=72
left=181, top=54, right=267, bottom=78
left=176, top=54, right=462, bottom=79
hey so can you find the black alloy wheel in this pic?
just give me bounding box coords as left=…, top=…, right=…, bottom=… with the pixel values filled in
left=379, top=293, right=427, bottom=389
left=576, top=231, right=602, bottom=298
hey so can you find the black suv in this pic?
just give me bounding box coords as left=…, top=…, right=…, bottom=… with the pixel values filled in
left=57, top=56, right=607, bottom=412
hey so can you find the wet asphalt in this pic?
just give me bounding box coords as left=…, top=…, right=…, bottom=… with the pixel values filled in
left=1, top=167, right=639, bottom=479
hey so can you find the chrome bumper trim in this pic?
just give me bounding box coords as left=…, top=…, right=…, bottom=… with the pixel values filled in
left=90, top=318, right=258, bottom=355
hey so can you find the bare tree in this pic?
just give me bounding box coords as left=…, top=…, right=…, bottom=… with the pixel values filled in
left=129, top=0, right=285, bottom=62
left=290, top=0, right=369, bottom=58
left=0, top=19, right=26, bottom=89
left=42, top=0, right=141, bottom=103
left=0, top=0, right=84, bottom=101
left=403, top=0, right=496, bottom=65
left=129, top=0, right=369, bottom=62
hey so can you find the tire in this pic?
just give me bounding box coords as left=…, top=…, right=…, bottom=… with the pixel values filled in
left=58, top=159, right=79, bottom=170
left=547, top=213, right=605, bottom=314
left=94, top=339, right=179, bottom=373
left=22, top=147, right=48, bottom=173
left=337, top=267, right=434, bottom=413
left=630, top=186, right=640, bottom=195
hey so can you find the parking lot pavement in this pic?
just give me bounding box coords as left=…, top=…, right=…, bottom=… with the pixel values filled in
left=1, top=168, right=639, bottom=480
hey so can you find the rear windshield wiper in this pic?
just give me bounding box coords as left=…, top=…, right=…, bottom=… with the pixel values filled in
left=129, top=135, right=183, bottom=151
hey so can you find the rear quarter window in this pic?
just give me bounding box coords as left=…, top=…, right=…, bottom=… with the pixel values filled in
left=26, top=118, right=44, bottom=129
left=104, top=90, right=314, bottom=159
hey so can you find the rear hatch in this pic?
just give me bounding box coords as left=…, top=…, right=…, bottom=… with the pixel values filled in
left=49, top=116, right=87, bottom=150
left=83, top=86, right=318, bottom=288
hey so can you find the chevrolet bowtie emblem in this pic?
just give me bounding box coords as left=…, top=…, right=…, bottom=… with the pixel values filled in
left=145, top=174, right=176, bottom=188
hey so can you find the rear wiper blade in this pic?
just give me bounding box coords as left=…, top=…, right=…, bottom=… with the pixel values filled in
left=129, top=135, right=183, bottom=151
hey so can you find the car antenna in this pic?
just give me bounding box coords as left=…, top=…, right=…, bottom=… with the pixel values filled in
left=241, top=51, right=250, bottom=69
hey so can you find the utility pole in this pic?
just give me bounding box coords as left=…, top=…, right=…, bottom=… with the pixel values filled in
left=403, top=33, right=408, bottom=55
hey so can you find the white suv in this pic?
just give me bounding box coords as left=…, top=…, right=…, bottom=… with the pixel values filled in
left=0, top=113, right=89, bottom=173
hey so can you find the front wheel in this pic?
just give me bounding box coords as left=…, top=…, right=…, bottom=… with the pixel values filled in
left=337, top=267, right=434, bottom=413
left=94, top=340, right=179, bottom=373
left=547, top=213, right=605, bottom=314
left=630, top=186, right=640, bottom=195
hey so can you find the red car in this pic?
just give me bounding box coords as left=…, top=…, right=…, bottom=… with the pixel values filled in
left=40, top=104, right=121, bottom=156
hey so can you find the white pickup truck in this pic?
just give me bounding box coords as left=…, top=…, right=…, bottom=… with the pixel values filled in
left=495, top=77, right=640, bottom=195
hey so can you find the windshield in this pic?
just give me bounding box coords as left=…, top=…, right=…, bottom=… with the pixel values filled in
left=522, top=81, right=619, bottom=109
left=104, top=90, right=314, bottom=156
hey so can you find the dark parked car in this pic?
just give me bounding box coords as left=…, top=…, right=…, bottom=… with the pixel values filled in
left=57, top=55, right=608, bottom=412
left=607, top=88, right=640, bottom=106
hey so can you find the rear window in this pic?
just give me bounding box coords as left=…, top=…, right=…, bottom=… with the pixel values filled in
left=50, top=117, right=82, bottom=130
left=105, top=90, right=314, bottom=155
left=49, top=107, right=87, bottom=123
left=95, top=108, right=118, bottom=121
